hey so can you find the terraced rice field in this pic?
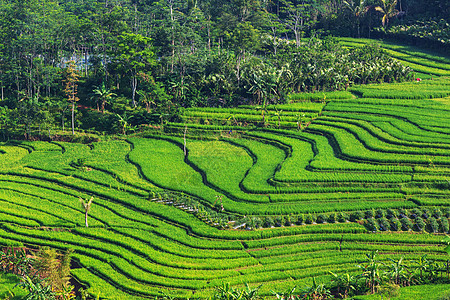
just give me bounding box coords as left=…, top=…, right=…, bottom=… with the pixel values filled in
left=0, top=41, right=449, bottom=298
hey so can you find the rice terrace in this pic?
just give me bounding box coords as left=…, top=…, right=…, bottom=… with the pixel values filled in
left=0, top=0, right=450, bottom=299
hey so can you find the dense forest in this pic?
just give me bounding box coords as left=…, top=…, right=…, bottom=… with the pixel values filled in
left=0, top=0, right=448, bottom=137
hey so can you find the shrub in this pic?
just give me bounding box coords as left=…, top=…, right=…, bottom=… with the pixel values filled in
left=378, top=217, right=390, bottom=231
left=296, top=215, right=303, bottom=225
left=428, top=217, right=439, bottom=233
left=409, top=208, right=421, bottom=219
left=284, top=215, right=293, bottom=226
left=365, top=218, right=377, bottom=232
left=305, top=214, right=314, bottom=224
left=390, top=218, right=401, bottom=231
left=400, top=218, right=413, bottom=231
left=328, top=213, right=337, bottom=223
left=316, top=214, right=327, bottom=224
left=444, top=207, right=450, bottom=218
left=414, top=217, right=426, bottom=232
left=375, top=209, right=386, bottom=219
left=433, top=208, right=443, bottom=219
left=441, top=218, right=449, bottom=233
left=274, top=216, right=285, bottom=227
left=398, top=208, right=408, bottom=219
left=350, top=211, right=364, bottom=222
left=337, top=212, right=348, bottom=223
left=263, top=217, right=274, bottom=228
left=365, top=210, right=374, bottom=219
left=422, top=208, right=430, bottom=219
left=386, top=209, right=397, bottom=219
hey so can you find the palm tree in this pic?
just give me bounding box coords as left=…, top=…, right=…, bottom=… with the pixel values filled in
left=92, top=83, right=117, bottom=114
left=375, top=0, right=398, bottom=28
left=79, top=196, right=94, bottom=228
left=343, top=0, right=369, bottom=38
left=137, top=90, right=156, bottom=113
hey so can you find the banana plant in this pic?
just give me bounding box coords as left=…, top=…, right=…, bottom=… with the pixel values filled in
left=17, top=276, right=56, bottom=300
left=357, top=250, right=383, bottom=294
left=329, top=272, right=356, bottom=298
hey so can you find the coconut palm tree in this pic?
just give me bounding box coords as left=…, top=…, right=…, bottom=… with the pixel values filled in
left=343, top=0, right=369, bottom=38
left=375, top=0, right=398, bottom=28
left=92, top=83, right=117, bottom=113
left=79, top=196, right=94, bottom=228
left=137, top=90, right=155, bottom=113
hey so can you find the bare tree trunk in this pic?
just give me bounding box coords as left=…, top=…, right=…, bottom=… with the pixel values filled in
left=207, top=16, right=211, bottom=52
left=131, top=75, right=137, bottom=107
left=183, top=125, right=187, bottom=157
left=71, top=101, right=75, bottom=135
left=85, top=211, right=89, bottom=227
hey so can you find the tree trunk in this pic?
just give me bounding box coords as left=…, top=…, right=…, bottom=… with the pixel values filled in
left=72, top=101, right=75, bottom=135
left=131, top=75, right=137, bottom=107
left=85, top=211, right=88, bottom=227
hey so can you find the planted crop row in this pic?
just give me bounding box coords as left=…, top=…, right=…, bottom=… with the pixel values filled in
left=306, top=124, right=450, bottom=165
left=315, top=116, right=450, bottom=152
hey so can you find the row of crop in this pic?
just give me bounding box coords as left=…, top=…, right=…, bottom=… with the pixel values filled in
left=329, top=97, right=448, bottom=110
left=0, top=177, right=157, bottom=229
left=233, top=134, right=412, bottom=195
left=135, top=135, right=402, bottom=207
left=380, top=47, right=450, bottom=71
left=0, top=189, right=85, bottom=227
left=323, top=107, right=450, bottom=136
left=91, top=227, right=249, bottom=260
left=324, top=109, right=450, bottom=143
left=242, top=255, right=364, bottom=276
left=184, top=107, right=319, bottom=117
left=315, top=116, right=450, bottom=153
left=268, top=192, right=405, bottom=203
left=0, top=227, right=215, bottom=292
left=246, top=131, right=413, bottom=184
left=323, top=112, right=450, bottom=144
left=244, top=216, right=445, bottom=249
left=86, top=140, right=158, bottom=193
left=0, top=210, right=41, bottom=227
left=0, top=170, right=250, bottom=241
left=287, top=90, right=354, bottom=102
left=0, top=145, right=28, bottom=168
left=257, top=249, right=367, bottom=266
left=306, top=125, right=450, bottom=165
left=0, top=173, right=253, bottom=250
left=349, top=84, right=450, bottom=99
left=0, top=224, right=254, bottom=278
left=0, top=148, right=432, bottom=236
left=337, top=38, right=450, bottom=67
left=18, top=140, right=157, bottom=198
left=260, top=129, right=414, bottom=173
left=325, top=101, right=450, bottom=126
left=185, top=139, right=270, bottom=204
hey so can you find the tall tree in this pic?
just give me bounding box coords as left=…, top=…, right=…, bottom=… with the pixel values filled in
left=343, top=0, right=369, bottom=38
left=63, top=61, right=80, bottom=135
left=112, top=32, right=155, bottom=107
left=375, top=0, right=398, bottom=28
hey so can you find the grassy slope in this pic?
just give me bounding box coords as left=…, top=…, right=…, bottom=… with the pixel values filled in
left=0, top=40, right=449, bottom=298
